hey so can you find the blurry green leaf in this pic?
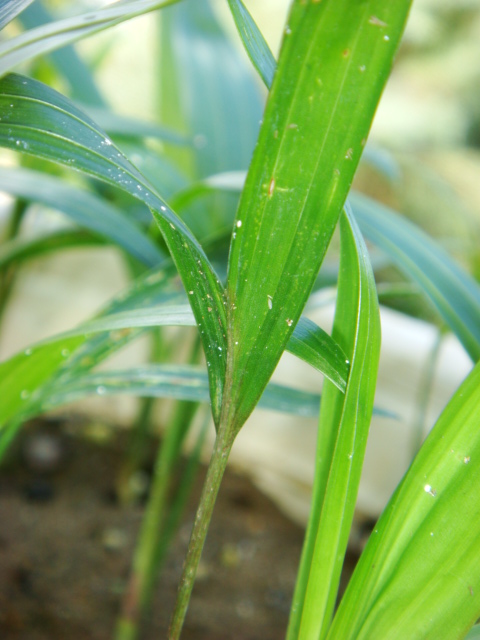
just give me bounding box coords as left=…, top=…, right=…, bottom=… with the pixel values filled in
left=159, top=0, right=264, bottom=179
left=0, top=229, right=105, bottom=270
left=81, top=105, right=192, bottom=145
left=225, top=0, right=276, bottom=88
left=350, top=191, right=480, bottom=361
left=466, top=624, right=480, bottom=640
left=288, top=206, right=381, bottom=640
left=0, top=335, right=84, bottom=427
left=0, top=166, right=163, bottom=266
left=0, top=0, right=180, bottom=76
left=18, top=1, right=105, bottom=107
left=223, top=0, right=411, bottom=433
left=0, top=72, right=227, bottom=424
left=329, top=358, right=480, bottom=640
left=43, top=364, right=323, bottom=418
left=0, top=0, right=34, bottom=31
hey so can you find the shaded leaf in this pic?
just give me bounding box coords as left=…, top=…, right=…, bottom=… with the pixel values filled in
left=0, top=166, right=163, bottom=266
left=43, top=364, right=323, bottom=418
left=350, top=191, right=480, bottom=361
left=0, top=72, right=226, bottom=424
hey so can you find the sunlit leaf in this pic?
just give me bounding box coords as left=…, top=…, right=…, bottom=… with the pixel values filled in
left=329, top=359, right=480, bottom=640
left=0, top=0, right=180, bottom=76
left=223, top=0, right=411, bottom=434
left=288, top=205, right=381, bottom=640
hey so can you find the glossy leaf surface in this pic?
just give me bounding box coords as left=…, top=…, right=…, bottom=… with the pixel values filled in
left=0, top=0, right=179, bottom=76
left=329, top=359, right=480, bottom=640
left=44, top=365, right=323, bottom=418
left=0, top=72, right=227, bottom=423
left=223, top=0, right=411, bottom=433
left=288, top=206, right=381, bottom=639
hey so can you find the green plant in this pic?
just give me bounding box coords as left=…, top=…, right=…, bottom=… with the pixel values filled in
left=0, top=1, right=480, bottom=639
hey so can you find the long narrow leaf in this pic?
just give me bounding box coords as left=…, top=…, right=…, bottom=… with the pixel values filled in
left=0, top=72, right=227, bottom=424
left=42, top=365, right=323, bottom=418
left=328, top=358, right=480, bottom=640
left=225, top=0, right=276, bottom=88
left=0, top=166, right=163, bottom=267
left=350, top=191, right=480, bottom=361
left=0, top=0, right=35, bottom=31
left=0, top=0, right=180, bottom=76
left=0, top=230, right=105, bottom=270
left=223, top=0, right=411, bottom=433
left=288, top=206, right=381, bottom=639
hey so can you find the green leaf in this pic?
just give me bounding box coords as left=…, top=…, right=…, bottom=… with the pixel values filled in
left=350, top=191, right=480, bottom=361
left=288, top=205, right=381, bottom=640
left=0, top=72, right=227, bottom=424
left=81, top=105, right=191, bottom=145
left=0, top=166, right=163, bottom=267
left=466, top=624, right=480, bottom=640
left=0, top=229, right=105, bottom=270
left=0, top=0, right=35, bottom=31
left=159, top=0, right=264, bottom=179
left=225, top=0, right=276, bottom=89
left=18, top=1, right=105, bottom=107
left=41, top=364, right=324, bottom=418
left=0, top=336, right=85, bottom=428
left=328, top=358, right=480, bottom=640
left=0, top=0, right=180, bottom=76
left=223, top=0, right=411, bottom=434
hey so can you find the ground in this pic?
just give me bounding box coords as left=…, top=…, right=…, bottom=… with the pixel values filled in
left=0, top=417, right=320, bottom=640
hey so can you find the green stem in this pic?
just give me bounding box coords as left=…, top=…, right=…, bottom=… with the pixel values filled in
left=168, top=429, right=234, bottom=639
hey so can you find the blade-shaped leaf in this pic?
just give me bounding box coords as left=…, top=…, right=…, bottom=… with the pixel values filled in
left=288, top=205, right=381, bottom=639
left=350, top=191, right=480, bottom=361
left=225, top=0, right=276, bottom=89
left=328, top=359, right=480, bottom=640
left=42, top=364, right=323, bottom=418
left=0, top=72, right=227, bottom=424
left=0, top=0, right=180, bottom=76
left=0, top=229, right=105, bottom=270
left=0, top=166, right=163, bottom=267
left=223, top=0, right=411, bottom=433
left=18, top=1, right=105, bottom=107
left=0, top=0, right=35, bottom=31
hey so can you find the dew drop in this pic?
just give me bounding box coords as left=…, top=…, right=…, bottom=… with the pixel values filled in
left=383, top=35, right=390, bottom=41
left=267, top=295, right=273, bottom=310
left=286, top=319, right=293, bottom=327
left=236, top=220, right=242, bottom=228
left=24, top=348, right=32, bottom=356
left=464, top=456, right=471, bottom=464
left=160, top=205, right=167, bottom=212
left=424, top=484, right=437, bottom=497
left=96, top=386, right=107, bottom=396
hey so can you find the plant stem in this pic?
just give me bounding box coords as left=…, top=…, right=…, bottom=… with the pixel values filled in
left=168, top=429, right=234, bottom=639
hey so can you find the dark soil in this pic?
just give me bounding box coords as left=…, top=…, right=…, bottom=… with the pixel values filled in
left=0, top=417, right=311, bottom=640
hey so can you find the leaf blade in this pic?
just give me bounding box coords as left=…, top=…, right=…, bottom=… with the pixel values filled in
left=223, top=0, right=412, bottom=433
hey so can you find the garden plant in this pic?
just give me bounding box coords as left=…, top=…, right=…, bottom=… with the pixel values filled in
left=1, top=0, right=480, bottom=639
